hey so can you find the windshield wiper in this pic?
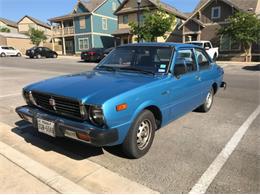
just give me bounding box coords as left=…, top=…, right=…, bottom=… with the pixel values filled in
left=95, top=65, right=117, bottom=72
left=119, top=67, right=155, bottom=75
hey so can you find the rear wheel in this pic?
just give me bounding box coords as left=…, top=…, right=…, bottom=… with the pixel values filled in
left=53, top=54, right=57, bottom=58
left=17, top=53, right=21, bottom=57
left=37, top=54, right=41, bottom=59
left=122, top=110, right=156, bottom=159
left=196, top=88, right=214, bottom=113
left=1, top=52, right=6, bottom=57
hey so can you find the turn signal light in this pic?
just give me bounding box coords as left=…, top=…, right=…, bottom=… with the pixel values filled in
left=76, top=132, right=91, bottom=142
left=116, top=103, right=128, bottom=111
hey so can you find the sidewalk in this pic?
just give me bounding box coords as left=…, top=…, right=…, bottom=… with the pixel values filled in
left=0, top=155, right=56, bottom=193
left=0, top=122, right=158, bottom=194
left=216, top=61, right=259, bottom=65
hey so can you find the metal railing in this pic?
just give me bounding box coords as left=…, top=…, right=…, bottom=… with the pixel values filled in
left=52, top=26, right=74, bottom=36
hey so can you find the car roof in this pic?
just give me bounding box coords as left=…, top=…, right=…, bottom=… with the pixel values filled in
left=120, top=42, right=201, bottom=49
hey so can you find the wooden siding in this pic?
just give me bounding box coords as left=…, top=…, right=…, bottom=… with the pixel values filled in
left=200, top=0, right=234, bottom=23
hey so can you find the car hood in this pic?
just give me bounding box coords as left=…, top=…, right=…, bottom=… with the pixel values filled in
left=27, top=70, right=163, bottom=104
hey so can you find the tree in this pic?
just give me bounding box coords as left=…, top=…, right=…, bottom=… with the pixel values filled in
left=27, top=28, right=47, bottom=46
left=219, top=12, right=260, bottom=62
left=129, top=6, right=176, bottom=42
left=0, top=27, right=11, bottom=33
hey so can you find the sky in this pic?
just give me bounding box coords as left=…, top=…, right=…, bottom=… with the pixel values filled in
left=0, top=0, right=200, bottom=24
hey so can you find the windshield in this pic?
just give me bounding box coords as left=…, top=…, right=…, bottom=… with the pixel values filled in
left=97, top=46, right=174, bottom=75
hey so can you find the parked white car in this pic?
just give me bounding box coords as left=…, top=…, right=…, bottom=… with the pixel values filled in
left=0, top=46, right=22, bottom=57
left=187, top=41, right=219, bottom=60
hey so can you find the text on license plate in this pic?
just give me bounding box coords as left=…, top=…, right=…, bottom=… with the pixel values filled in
left=37, top=118, right=55, bottom=137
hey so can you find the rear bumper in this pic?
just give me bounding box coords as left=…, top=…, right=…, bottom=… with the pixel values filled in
left=15, top=106, right=119, bottom=146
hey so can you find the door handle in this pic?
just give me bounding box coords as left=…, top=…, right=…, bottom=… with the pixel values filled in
left=195, top=76, right=201, bottom=81
left=161, top=90, right=170, bottom=95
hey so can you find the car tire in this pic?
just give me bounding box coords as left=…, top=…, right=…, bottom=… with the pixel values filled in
left=122, top=110, right=156, bottom=159
left=17, top=53, right=22, bottom=57
left=1, top=52, right=6, bottom=57
left=196, top=88, right=214, bottom=113
left=53, top=54, right=57, bottom=58
left=37, top=54, right=41, bottom=59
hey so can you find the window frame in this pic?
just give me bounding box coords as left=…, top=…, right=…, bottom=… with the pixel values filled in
left=112, top=2, right=117, bottom=11
left=211, top=6, right=221, bottom=19
left=78, top=37, right=89, bottom=50
left=79, top=16, right=86, bottom=29
left=173, top=48, right=198, bottom=77
left=194, top=48, right=212, bottom=71
left=123, top=15, right=128, bottom=24
left=220, top=35, right=241, bottom=51
left=102, top=18, right=108, bottom=30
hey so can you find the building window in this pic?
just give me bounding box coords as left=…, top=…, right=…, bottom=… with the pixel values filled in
left=79, top=16, right=86, bottom=29
left=102, top=18, right=108, bottom=30
left=112, top=2, right=117, bottom=11
left=211, top=7, right=221, bottom=19
left=78, top=38, right=89, bottom=50
left=139, top=14, right=144, bottom=25
left=220, top=35, right=241, bottom=51
left=123, top=15, right=128, bottom=24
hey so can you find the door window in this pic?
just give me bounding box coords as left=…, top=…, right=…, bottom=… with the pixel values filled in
left=174, top=49, right=197, bottom=77
left=204, top=42, right=211, bottom=49
left=195, top=49, right=211, bottom=70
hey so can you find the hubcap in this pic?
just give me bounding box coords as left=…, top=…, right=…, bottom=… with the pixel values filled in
left=136, top=119, right=152, bottom=150
left=205, top=90, right=213, bottom=108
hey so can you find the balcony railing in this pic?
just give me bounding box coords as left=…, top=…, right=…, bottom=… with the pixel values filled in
left=52, top=26, right=74, bottom=37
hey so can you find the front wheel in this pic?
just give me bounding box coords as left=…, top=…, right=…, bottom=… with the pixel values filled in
left=196, top=88, right=214, bottom=113
left=36, top=54, right=41, bottom=59
left=1, top=52, right=6, bottom=57
left=17, top=53, right=22, bottom=57
left=53, top=54, right=57, bottom=58
left=122, top=110, right=156, bottom=159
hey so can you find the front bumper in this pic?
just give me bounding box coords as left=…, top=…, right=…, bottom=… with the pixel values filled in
left=16, top=106, right=118, bottom=146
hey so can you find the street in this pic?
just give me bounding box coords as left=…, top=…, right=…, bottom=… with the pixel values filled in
left=0, top=57, right=259, bottom=193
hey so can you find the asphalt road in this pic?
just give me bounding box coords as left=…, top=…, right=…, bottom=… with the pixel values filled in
left=0, top=57, right=259, bottom=193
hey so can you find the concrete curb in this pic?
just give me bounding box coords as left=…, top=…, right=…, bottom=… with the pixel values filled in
left=0, top=141, right=90, bottom=194
left=0, top=122, right=159, bottom=194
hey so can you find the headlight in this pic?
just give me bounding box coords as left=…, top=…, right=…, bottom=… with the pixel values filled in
left=23, top=90, right=37, bottom=105
left=89, top=105, right=105, bottom=127
left=22, top=90, right=30, bottom=104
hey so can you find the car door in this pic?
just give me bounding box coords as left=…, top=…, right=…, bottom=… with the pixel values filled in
left=194, top=48, right=214, bottom=100
left=168, top=48, right=203, bottom=120
left=8, top=47, right=16, bottom=55
left=38, top=47, right=44, bottom=57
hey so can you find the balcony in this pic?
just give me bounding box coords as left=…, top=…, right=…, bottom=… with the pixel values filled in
left=52, top=26, right=75, bottom=37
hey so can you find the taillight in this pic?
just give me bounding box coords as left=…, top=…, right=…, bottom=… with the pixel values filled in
left=88, top=52, right=96, bottom=56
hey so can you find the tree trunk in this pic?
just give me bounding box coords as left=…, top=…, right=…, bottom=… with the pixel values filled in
left=243, top=43, right=252, bottom=62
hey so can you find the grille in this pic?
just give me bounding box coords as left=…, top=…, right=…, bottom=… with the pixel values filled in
left=32, top=91, right=82, bottom=119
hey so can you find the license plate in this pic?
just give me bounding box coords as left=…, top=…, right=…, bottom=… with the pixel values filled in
left=37, top=118, right=55, bottom=137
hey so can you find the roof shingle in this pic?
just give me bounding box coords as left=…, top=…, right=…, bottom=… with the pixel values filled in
left=0, top=18, right=18, bottom=28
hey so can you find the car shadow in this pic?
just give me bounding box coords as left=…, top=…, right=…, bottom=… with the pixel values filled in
left=242, top=64, right=260, bottom=71
left=12, top=120, right=132, bottom=160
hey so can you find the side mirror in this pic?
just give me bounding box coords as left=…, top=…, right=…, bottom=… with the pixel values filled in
left=174, top=64, right=187, bottom=78
left=205, top=47, right=210, bottom=50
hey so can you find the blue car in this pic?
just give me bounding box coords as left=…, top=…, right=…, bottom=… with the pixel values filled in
left=16, top=43, right=226, bottom=159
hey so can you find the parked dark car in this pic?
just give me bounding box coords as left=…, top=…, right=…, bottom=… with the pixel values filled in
left=81, top=48, right=106, bottom=62
left=26, top=47, right=58, bottom=59
left=103, top=47, right=115, bottom=56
